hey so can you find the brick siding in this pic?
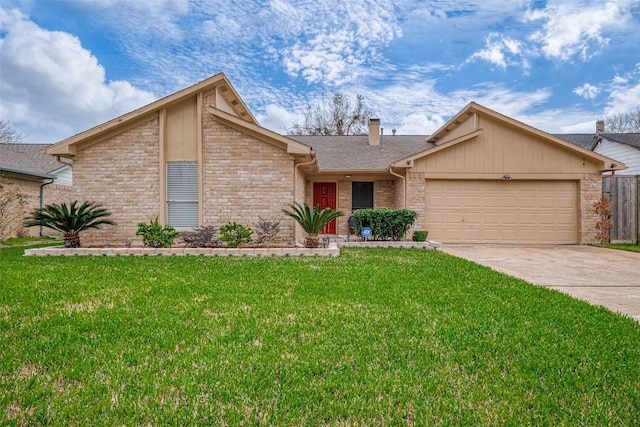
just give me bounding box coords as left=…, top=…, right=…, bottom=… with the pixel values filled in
left=72, top=118, right=161, bottom=245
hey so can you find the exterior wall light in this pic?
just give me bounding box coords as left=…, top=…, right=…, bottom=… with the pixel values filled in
left=503, top=175, right=511, bottom=181
left=345, top=174, right=352, bottom=179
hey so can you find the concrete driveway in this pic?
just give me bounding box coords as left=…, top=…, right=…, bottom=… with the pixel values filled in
left=440, top=245, right=640, bottom=322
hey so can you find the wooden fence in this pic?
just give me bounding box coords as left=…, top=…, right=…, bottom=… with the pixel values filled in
left=602, top=176, right=639, bottom=244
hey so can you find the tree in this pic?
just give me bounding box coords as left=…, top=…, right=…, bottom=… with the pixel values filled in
left=602, top=107, right=640, bottom=133
left=24, top=201, right=116, bottom=248
left=0, top=119, right=25, bottom=144
left=287, top=93, right=372, bottom=135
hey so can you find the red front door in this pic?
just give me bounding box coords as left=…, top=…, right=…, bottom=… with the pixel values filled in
left=313, top=182, right=337, bottom=234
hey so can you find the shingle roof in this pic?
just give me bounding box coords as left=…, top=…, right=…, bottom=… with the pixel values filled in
left=553, top=134, right=598, bottom=151
left=0, top=143, right=63, bottom=177
left=600, top=133, right=640, bottom=150
left=289, top=135, right=433, bottom=170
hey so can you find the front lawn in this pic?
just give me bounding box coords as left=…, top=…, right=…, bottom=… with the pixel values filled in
left=1, top=246, right=639, bottom=425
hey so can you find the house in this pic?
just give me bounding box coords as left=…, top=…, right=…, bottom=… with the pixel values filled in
left=0, top=143, right=74, bottom=239
left=44, top=73, right=625, bottom=245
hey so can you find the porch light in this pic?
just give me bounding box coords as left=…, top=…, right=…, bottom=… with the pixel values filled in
left=345, top=174, right=352, bottom=179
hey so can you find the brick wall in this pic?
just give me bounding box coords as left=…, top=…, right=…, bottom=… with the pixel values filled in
left=405, top=174, right=426, bottom=232
left=201, top=116, right=297, bottom=243
left=374, top=180, right=395, bottom=208
left=0, top=175, right=75, bottom=239
left=72, top=118, right=161, bottom=245
left=579, top=173, right=603, bottom=244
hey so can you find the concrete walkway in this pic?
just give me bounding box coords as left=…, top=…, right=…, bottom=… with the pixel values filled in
left=440, top=245, right=640, bottom=322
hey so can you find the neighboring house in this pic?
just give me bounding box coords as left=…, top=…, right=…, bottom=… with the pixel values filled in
left=45, top=73, right=624, bottom=245
left=594, top=134, right=640, bottom=176
left=0, top=143, right=74, bottom=239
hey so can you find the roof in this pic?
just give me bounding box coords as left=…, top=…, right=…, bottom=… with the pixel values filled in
left=289, top=135, right=431, bottom=170
left=46, top=73, right=255, bottom=157
left=0, top=143, right=65, bottom=178
left=599, top=133, right=640, bottom=150
left=554, top=134, right=598, bottom=151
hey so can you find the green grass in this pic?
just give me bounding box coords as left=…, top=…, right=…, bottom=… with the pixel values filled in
left=1, top=246, right=639, bottom=425
left=603, top=243, right=640, bottom=253
left=0, top=236, right=61, bottom=247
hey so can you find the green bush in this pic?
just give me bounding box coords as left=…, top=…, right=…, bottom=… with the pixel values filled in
left=136, top=218, right=178, bottom=248
left=351, top=208, right=417, bottom=241
left=220, top=222, right=253, bottom=248
left=412, top=230, right=428, bottom=242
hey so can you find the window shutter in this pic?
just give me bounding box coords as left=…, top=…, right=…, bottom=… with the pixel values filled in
left=166, top=162, right=198, bottom=228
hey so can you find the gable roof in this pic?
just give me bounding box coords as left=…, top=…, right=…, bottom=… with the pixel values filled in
left=554, top=134, right=598, bottom=151
left=599, top=133, right=640, bottom=150
left=209, top=107, right=314, bottom=158
left=289, top=135, right=430, bottom=171
left=46, top=73, right=255, bottom=157
left=391, top=102, right=626, bottom=172
left=0, top=143, right=65, bottom=178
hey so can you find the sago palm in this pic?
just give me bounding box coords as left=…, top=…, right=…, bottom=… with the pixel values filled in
left=283, top=202, right=343, bottom=248
left=24, top=201, right=116, bottom=248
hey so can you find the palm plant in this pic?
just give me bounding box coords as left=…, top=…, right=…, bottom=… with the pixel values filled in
left=283, top=202, right=343, bottom=248
left=24, top=201, right=116, bottom=248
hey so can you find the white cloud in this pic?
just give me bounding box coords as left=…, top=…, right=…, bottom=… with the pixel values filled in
left=573, top=83, right=600, bottom=100
left=255, top=104, right=299, bottom=134
left=604, top=66, right=640, bottom=115
left=396, top=113, right=445, bottom=135
left=280, top=0, right=401, bottom=85
left=526, top=2, right=630, bottom=61
left=466, top=32, right=529, bottom=70
left=0, top=7, right=156, bottom=143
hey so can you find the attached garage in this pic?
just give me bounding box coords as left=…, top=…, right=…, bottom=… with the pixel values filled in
left=393, top=102, right=625, bottom=245
left=425, top=180, right=578, bottom=244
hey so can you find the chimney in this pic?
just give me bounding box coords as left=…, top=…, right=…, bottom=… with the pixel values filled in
left=368, top=118, right=380, bottom=145
left=596, top=120, right=605, bottom=133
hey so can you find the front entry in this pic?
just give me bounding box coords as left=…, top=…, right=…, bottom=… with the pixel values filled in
left=313, top=182, right=337, bottom=234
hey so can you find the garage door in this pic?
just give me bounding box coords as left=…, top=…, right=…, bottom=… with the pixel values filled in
left=425, top=180, right=578, bottom=244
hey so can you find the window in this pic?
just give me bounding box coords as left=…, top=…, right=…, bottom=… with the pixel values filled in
left=352, top=182, right=373, bottom=210
left=166, top=162, right=198, bottom=229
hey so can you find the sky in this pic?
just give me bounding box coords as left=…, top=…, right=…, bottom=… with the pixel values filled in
left=1, top=0, right=639, bottom=144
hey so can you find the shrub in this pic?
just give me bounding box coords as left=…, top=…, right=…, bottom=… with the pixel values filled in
left=593, top=196, right=613, bottom=245
left=351, top=208, right=417, bottom=241
left=282, top=203, right=343, bottom=248
left=136, top=218, right=178, bottom=248
left=253, top=217, right=281, bottom=245
left=24, top=200, right=115, bottom=248
left=412, top=230, right=428, bottom=242
left=220, top=222, right=253, bottom=248
left=179, top=225, right=218, bottom=247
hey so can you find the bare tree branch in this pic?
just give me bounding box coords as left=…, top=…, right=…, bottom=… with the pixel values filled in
left=602, top=107, right=640, bottom=133
left=287, top=93, right=372, bottom=135
left=0, top=120, right=25, bottom=144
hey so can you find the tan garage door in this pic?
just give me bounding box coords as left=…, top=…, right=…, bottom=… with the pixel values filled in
left=425, top=180, right=578, bottom=244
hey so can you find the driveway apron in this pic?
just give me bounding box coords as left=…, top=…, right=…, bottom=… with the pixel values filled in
left=440, top=245, right=640, bottom=322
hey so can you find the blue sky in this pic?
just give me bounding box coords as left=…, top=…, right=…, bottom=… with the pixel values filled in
left=1, top=0, right=639, bottom=143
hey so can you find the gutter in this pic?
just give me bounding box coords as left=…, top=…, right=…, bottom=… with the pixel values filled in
left=387, top=165, right=406, bottom=209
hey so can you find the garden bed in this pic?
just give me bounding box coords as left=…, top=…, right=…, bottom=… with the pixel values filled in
left=23, top=240, right=440, bottom=256
left=24, top=243, right=340, bottom=257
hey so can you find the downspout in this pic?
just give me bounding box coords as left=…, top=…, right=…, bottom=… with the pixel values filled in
left=387, top=165, right=406, bottom=209
left=39, top=178, right=55, bottom=237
